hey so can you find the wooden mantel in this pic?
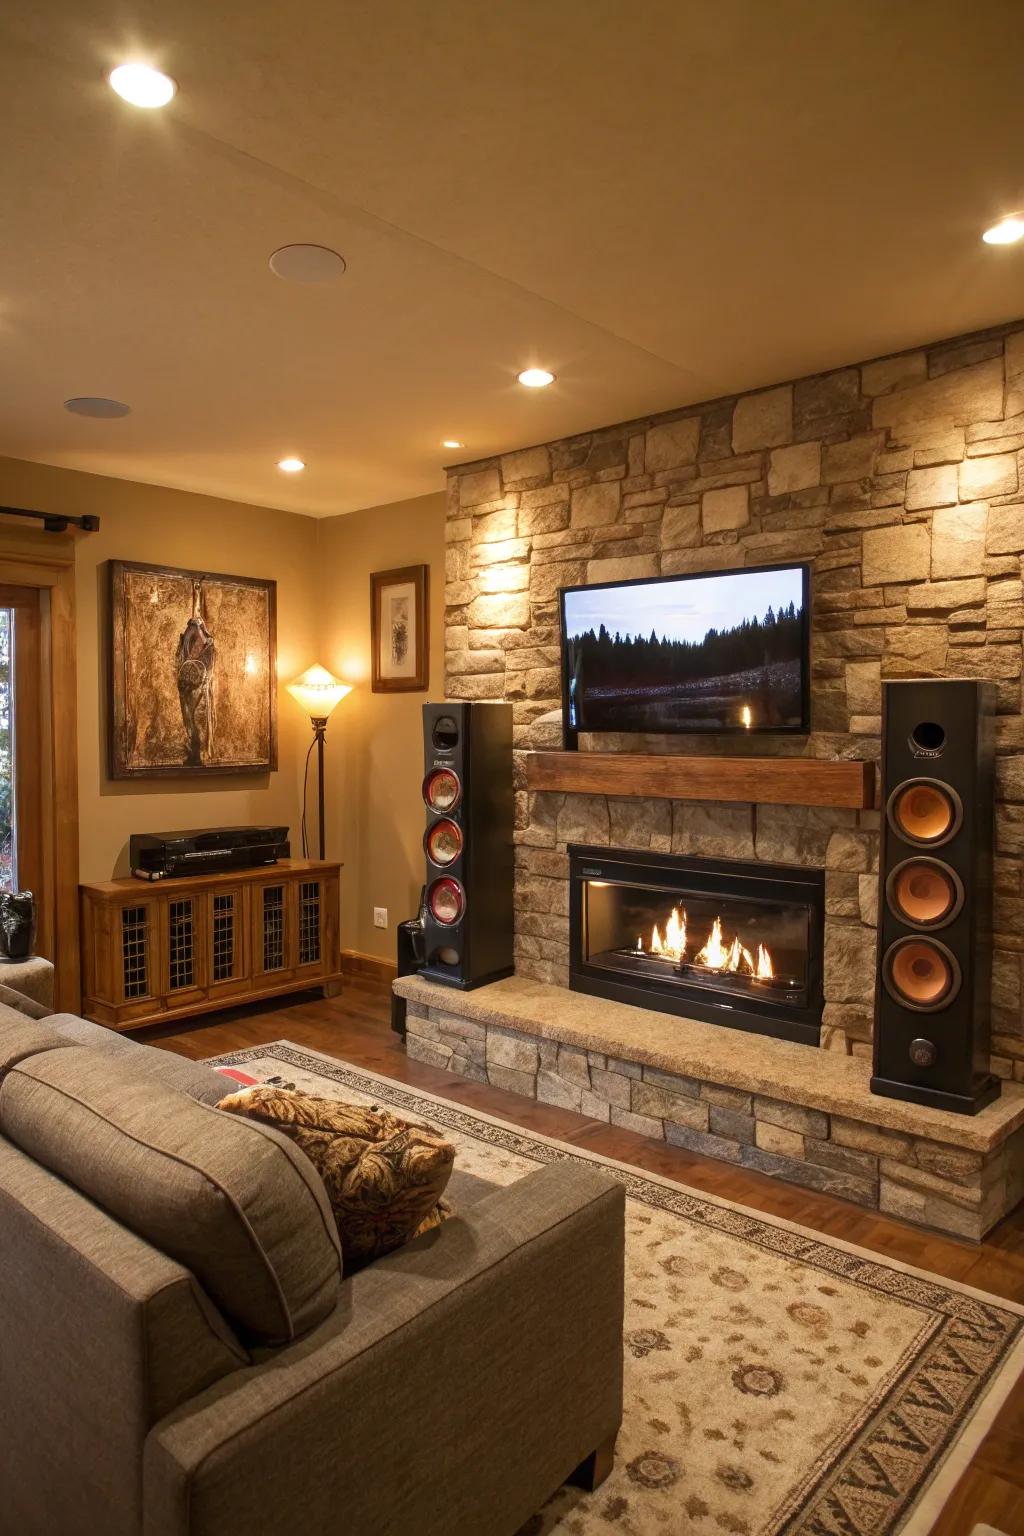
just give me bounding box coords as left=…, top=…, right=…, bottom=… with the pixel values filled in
left=526, top=751, right=875, bottom=810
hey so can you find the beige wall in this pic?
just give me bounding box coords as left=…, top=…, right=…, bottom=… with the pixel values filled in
left=0, top=456, right=319, bottom=883
left=316, top=492, right=446, bottom=962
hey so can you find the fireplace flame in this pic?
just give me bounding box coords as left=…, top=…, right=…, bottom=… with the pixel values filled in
left=695, top=916, right=728, bottom=970
left=741, top=704, right=752, bottom=729
left=650, top=906, right=686, bottom=961
left=639, top=910, right=773, bottom=980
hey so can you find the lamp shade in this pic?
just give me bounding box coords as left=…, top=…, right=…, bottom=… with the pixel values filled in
left=286, top=664, right=352, bottom=719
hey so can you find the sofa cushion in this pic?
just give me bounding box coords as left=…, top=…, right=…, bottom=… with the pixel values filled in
left=0, top=1047, right=342, bottom=1345
left=0, top=1011, right=80, bottom=1079
left=0, top=982, right=51, bottom=1020
left=41, top=1012, right=230, bottom=1106
left=217, top=1085, right=456, bottom=1269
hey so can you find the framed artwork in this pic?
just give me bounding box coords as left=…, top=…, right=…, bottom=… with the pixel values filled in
left=370, top=564, right=429, bottom=692
left=109, top=559, right=277, bottom=779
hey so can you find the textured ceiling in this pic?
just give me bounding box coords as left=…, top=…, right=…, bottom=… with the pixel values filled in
left=2, top=0, right=1023, bottom=516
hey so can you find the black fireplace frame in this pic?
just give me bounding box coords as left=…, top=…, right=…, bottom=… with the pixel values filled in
left=569, top=844, right=825, bottom=1046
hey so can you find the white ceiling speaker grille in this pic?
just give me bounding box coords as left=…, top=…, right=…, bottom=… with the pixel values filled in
left=64, top=397, right=131, bottom=418
left=269, top=245, right=347, bottom=283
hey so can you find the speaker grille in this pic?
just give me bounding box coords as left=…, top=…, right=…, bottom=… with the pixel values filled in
left=887, top=778, right=963, bottom=847
left=885, top=857, right=964, bottom=929
left=882, top=936, right=962, bottom=1012
left=425, top=817, right=463, bottom=867
left=423, top=767, right=462, bottom=812
left=428, top=877, right=465, bottom=926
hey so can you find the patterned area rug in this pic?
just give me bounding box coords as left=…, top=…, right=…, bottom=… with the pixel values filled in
left=206, top=1041, right=1024, bottom=1536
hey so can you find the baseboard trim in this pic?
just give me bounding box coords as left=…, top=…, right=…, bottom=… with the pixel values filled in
left=341, top=949, right=398, bottom=983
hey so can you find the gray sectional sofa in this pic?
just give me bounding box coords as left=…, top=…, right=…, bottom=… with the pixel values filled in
left=0, top=1003, right=625, bottom=1536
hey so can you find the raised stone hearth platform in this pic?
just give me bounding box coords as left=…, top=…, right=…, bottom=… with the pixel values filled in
left=394, top=973, right=1024, bottom=1241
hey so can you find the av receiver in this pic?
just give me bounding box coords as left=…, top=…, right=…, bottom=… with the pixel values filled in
left=130, top=826, right=290, bottom=881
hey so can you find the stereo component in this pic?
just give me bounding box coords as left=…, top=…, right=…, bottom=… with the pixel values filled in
left=871, top=679, right=999, bottom=1115
left=419, top=701, right=514, bottom=990
left=130, top=826, right=289, bottom=880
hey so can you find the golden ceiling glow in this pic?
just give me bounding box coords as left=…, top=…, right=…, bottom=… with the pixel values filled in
left=108, top=63, right=177, bottom=108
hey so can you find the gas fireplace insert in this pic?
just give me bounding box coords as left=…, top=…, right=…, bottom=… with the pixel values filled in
left=569, top=845, right=824, bottom=1045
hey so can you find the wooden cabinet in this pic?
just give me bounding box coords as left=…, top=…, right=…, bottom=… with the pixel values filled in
left=80, top=860, right=341, bottom=1031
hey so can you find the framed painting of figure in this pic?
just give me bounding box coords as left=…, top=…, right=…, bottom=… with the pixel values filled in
left=109, top=560, right=277, bottom=778
left=370, top=564, right=429, bottom=693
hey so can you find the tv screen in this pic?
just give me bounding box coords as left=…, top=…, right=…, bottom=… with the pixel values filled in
left=560, top=562, right=810, bottom=737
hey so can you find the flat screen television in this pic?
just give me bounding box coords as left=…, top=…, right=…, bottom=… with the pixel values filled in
left=559, top=561, right=810, bottom=742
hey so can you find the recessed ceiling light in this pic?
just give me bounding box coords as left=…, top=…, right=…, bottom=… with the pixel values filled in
left=517, top=367, right=555, bottom=388
left=442, top=439, right=464, bottom=449
left=108, top=63, right=177, bottom=109
left=982, top=215, right=1024, bottom=246
left=269, top=245, right=347, bottom=283
left=64, top=396, right=131, bottom=418
left=277, top=457, right=305, bottom=473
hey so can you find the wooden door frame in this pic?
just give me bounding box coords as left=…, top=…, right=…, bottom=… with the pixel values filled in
left=0, top=529, right=80, bottom=1010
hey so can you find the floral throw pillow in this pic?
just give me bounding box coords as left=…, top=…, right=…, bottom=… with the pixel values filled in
left=216, top=1085, right=455, bottom=1269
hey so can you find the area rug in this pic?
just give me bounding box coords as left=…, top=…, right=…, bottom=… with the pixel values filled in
left=205, top=1041, right=1024, bottom=1536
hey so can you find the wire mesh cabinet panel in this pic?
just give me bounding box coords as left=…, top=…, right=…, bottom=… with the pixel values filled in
left=253, top=880, right=295, bottom=982
left=159, top=894, right=205, bottom=1007
left=80, top=861, right=342, bottom=1030
left=205, top=885, right=250, bottom=999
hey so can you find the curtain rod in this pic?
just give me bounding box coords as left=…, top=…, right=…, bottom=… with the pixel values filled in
left=0, top=504, right=100, bottom=533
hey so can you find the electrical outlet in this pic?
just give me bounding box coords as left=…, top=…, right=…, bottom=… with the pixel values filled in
left=373, top=907, right=388, bottom=929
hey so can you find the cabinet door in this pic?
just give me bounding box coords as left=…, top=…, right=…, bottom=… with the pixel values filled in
left=115, top=898, right=162, bottom=1016
left=294, top=876, right=326, bottom=976
left=205, top=886, right=250, bottom=998
left=160, top=893, right=206, bottom=1009
left=252, top=879, right=297, bottom=982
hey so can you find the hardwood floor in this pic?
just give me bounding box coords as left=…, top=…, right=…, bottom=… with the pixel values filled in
left=144, top=978, right=1024, bottom=1536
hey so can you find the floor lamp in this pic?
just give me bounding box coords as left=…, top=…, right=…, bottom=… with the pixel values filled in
left=286, top=665, right=352, bottom=859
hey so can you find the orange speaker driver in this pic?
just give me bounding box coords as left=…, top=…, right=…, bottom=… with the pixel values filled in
left=886, top=858, right=964, bottom=929
left=886, top=778, right=962, bottom=847
left=883, top=936, right=961, bottom=1012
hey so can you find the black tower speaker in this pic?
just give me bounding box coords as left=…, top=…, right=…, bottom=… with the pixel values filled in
left=419, top=701, right=514, bottom=990
left=871, top=678, right=999, bottom=1115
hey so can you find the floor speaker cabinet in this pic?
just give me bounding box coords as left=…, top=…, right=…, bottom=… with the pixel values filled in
left=871, top=678, right=1000, bottom=1116
left=419, top=701, right=515, bottom=990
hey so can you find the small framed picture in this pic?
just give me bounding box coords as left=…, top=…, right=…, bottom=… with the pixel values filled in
left=370, top=564, right=429, bottom=693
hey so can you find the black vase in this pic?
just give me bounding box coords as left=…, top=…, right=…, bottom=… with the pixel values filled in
left=0, top=890, right=37, bottom=963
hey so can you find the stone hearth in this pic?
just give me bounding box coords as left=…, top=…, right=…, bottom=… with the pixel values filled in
left=394, top=972, right=1024, bottom=1241
left=443, top=318, right=1024, bottom=1075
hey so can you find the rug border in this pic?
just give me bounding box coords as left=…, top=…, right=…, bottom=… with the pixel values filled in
left=210, top=1039, right=1024, bottom=1535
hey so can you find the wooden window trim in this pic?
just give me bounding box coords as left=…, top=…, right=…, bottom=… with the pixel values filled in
left=0, top=529, right=80, bottom=1010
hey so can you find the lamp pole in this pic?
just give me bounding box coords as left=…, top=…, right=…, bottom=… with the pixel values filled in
left=312, top=716, right=328, bottom=860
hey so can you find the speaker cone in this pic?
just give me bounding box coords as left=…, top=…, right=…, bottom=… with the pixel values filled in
left=886, top=858, right=964, bottom=929
left=886, top=777, right=962, bottom=847
left=423, top=768, right=462, bottom=812
left=427, top=877, right=465, bottom=926
left=882, top=936, right=961, bottom=1012
left=425, top=817, right=463, bottom=867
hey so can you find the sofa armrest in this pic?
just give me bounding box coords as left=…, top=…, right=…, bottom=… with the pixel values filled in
left=144, top=1162, right=625, bottom=1536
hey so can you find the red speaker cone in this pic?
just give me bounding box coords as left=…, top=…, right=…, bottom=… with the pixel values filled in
left=428, top=877, right=465, bottom=926
left=425, top=817, right=463, bottom=866
left=887, top=778, right=962, bottom=847
left=883, top=936, right=961, bottom=1011
left=422, top=768, right=462, bottom=812
left=886, top=858, right=964, bottom=928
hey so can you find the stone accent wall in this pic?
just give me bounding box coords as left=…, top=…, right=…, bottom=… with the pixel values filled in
left=404, top=999, right=1024, bottom=1241
left=444, top=320, right=1024, bottom=1074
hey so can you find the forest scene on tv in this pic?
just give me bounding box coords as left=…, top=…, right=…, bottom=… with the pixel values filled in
left=563, top=567, right=807, bottom=733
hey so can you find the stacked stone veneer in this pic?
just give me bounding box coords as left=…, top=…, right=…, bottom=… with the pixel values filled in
left=404, top=998, right=1024, bottom=1240
left=444, top=320, right=1024, bottom=1076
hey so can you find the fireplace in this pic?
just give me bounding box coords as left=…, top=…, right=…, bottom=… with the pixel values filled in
left=569, top=845, right=824, bottom=1045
